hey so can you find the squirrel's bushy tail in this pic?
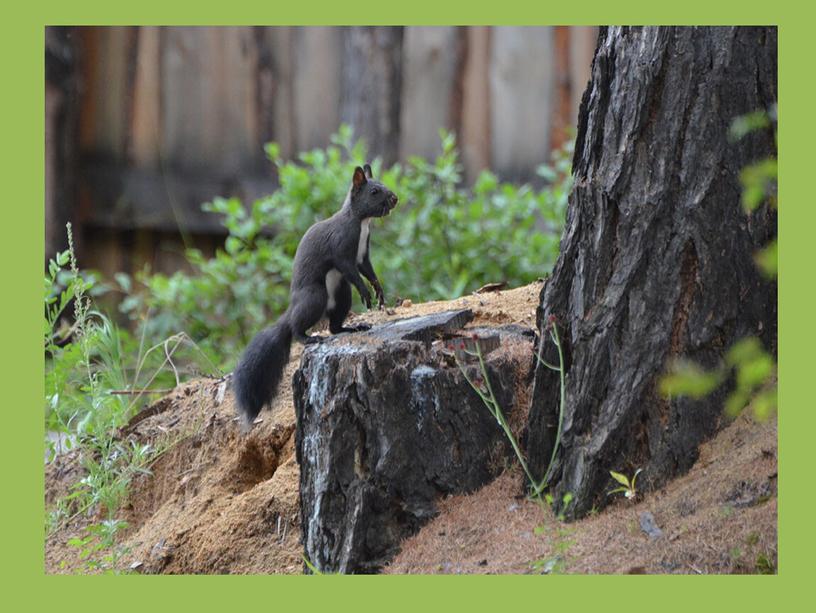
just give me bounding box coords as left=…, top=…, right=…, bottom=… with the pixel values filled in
left=233, top=315, right=293, bottom=428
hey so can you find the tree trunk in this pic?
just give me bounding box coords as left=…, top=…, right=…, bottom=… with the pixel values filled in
left=528, top=26, right=777, bottom=519
left=340, top=27, right=403, bottom=165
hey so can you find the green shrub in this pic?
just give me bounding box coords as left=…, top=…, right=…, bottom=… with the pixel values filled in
left=45, top=225, right=216, bottom=554
left=122, top=126, right=571, bottom=368
left=45, top=226, right=134, bottom=457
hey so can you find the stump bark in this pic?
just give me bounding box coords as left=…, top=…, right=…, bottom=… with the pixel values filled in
left=293, top=312, right=534, bottom=573
left=528, top=26, right=777, bottom=519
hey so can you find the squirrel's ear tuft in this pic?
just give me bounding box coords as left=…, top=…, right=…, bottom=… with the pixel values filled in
left=352, top=166, right=368, bottom=189
left=363, top=163, right=373, bottom=179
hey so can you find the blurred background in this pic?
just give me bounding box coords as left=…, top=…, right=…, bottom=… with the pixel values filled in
left=44, top=25, right=598, bottom=459
left=45, top=26, right=597, bottom=277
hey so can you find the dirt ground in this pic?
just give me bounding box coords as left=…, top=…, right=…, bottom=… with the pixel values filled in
left=385, top=409, right=777, bottom=575
left=44, top=280, right=777, bottom=574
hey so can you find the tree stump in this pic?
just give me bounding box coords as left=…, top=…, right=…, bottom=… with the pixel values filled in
left=293, top=312, right=534, bottom=573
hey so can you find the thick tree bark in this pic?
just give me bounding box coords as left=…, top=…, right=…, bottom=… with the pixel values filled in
left=528, top=27, right=777, bottom=519
left=340, top=27, right=403, bottom=165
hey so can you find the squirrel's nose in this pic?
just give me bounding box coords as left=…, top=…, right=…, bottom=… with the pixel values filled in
left=389, top=193, right=398, bottom=208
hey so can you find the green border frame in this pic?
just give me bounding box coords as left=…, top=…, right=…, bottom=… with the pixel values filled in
left=3, top=1, right=809, bottom=610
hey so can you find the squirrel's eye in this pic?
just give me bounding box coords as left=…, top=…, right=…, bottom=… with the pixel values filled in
left=371, top=188, right=380, bottom=195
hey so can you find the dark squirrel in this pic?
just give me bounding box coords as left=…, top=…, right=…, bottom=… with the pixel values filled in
left=232, top=164, right=398, bottom=428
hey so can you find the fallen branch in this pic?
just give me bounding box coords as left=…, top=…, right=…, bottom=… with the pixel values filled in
left=109, top=389, right=174, bottom=396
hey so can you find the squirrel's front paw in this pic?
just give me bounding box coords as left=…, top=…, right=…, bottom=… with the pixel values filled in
left=372, top=281, right=385, bottom=306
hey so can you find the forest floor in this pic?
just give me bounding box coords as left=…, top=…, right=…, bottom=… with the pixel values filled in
left=44, top=280, right=777, bottom=574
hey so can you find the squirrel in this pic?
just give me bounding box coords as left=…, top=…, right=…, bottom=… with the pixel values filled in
left=232, top=164, right=398, bottom=428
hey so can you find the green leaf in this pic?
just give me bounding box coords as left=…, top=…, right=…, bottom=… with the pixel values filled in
left=751, top=388, right=778, bottom=421
left=659, top=360, right=723, bottom=398
left=536, top=164, right=558, bottom=182
left=740, top=159, right=777, bottom=212
left=302, top=554, right=324, bottom=575
left=725, top=389, right=750, bottom=418
left=736, top=353, right=774, bottom=389
left=728, top=111, right=771, bottom=141
left=755, top=239, right=777, bottom=278
left=726, top=337, right=764, bottom=367
left=609, top=471, right=630, bottom=488
left=264, top=142, right=280, bottom=162
left=114, top=272, right=131, bottom=293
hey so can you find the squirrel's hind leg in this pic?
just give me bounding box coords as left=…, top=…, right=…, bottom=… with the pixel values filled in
left=328, top=279, right=369, bottom=334
left=289, top=285, right=328, bottom=345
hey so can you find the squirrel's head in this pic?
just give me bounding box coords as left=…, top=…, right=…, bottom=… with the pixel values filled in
left=347, top=164, right=398, bottom=220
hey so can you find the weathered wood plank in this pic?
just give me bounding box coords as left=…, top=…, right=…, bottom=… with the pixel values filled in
left=398, top=27, right=458, bottom=163
left=460, top=26, right=492, bottom=183
left=292, top=27, right=342, bottom=152
left=549, top=26, right=572, bottom=152
left=257, top=27, right=296, bottom=160
left=489, top=26, right=553, bottom=181
left=161, top=27, right=259, bottom=174
left=79, top=27, right=132, bottom=159
left=80, top=162, right=276, bottom=233
left=340, top=27, right=403, bottom=165
left=569, top=26, right=598, bottom=130
left=82, top=228, right=125, bottom=281
left=45, top=26, right=80, bottom=261
left=130, top=26, right=162, bottom=168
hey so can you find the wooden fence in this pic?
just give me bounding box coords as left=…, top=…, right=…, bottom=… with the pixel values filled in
left=45, top=26, right=597, bottom=277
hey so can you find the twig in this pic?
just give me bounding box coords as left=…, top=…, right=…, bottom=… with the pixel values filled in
left=165, top=338, right=181, bottom=387
left=109, top=389, right=174, bottom=396
left=533, top=320, right=567, bottom=490
left=455, top=341, right=545, bottom=506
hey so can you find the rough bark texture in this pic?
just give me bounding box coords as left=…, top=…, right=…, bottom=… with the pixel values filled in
left=340, top=27, right=403, bottom=166
left=528, top=27, right=777, bottom=519
left=293, top=312, right=534, bottom=573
